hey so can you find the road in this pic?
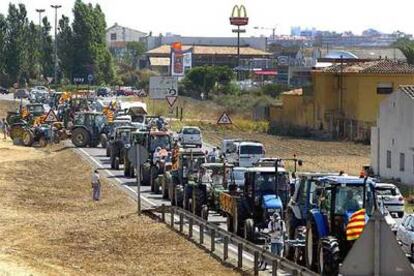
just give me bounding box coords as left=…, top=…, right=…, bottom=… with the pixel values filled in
left=74, top=143, right=298, bottom=275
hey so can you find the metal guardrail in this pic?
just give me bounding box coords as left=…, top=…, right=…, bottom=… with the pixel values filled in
left=147, top=205, right=318, bottom=276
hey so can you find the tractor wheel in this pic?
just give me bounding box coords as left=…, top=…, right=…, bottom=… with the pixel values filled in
left=193, top=186, right=206, bottom=216
left=22, top=130, right=34, bottom=147
left=183, top=190, right=190, bottom=210
left=201, top=205, right=209, bottom=221
left=227, top=215, right=234, bottom=232
left=114, top=157, right=120, bottom=170
left=110, top=154, right=115, bottom=169
left=175, top=188, right=183, bottom=208
left=317, top=237, right=340, bottom=276
left=150, top=166, right=158, bottom=192
left=285, top=209, right=299, bottom=260
left=169, top=184, right=175, bottom=206
left=38, top=136, right=47, bottom=147
left=124, top=157, right=131, bottom=177
left=130, top=165, right=135, bottom=178
left=106, top=146, right=111, bottom=157
left=71, top=128, right=89, bottom=147
left=162, top=173, right=170, bottom=199
left=244, top=218, right=255, bottom=242
left=154, top=177, right=161, bottom=194
left=293, top=227, right=306, bottom=266
left=100, top=133, right=108, bottom=148
left=305, top=218, right=319, bottom=271
left=398, top=211, right=404, bottom=218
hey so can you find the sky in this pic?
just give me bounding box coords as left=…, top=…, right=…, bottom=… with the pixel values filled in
left=0, top=0, right=413, bottom=37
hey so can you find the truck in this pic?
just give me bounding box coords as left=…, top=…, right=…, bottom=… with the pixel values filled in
left=219, top=166, right=287, bottom=241
left=225, top=140, right=265, bottom=167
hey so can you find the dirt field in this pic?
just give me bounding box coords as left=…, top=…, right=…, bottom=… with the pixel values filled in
left=0, top=139, right=237, bottom=276
left=204, top=130, right=370, bottom=176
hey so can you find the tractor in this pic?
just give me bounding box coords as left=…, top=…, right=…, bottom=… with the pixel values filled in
left=219, top=166, right=287, bottom=242
left=168, top=148, right=206, bottom=209
left=297, top=175, right=377, bottom=275
left=191, top=162, right=235, bottom=220
left=21, top=124, right=57, bottom=147
left=71, top=112, right=108, bottom=148
left=108, top=126, right=138, bottom=171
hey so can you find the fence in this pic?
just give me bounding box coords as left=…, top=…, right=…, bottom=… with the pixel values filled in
left=146, top=204, right=318, bottom=276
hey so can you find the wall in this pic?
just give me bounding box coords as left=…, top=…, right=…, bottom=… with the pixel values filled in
left=106, top=25, right=146, bottom=44
left=372, top=92, right=414, bottom=185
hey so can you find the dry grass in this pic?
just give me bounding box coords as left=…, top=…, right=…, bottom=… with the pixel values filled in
left=0, top=100, right=18, bottom=118
left=0, top=140, right=238, bottom=276
left=204, top=130, right=370, bottom=176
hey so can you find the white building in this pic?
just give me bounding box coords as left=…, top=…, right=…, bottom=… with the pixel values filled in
left=371, top=85, right=414, bottom=185
left=106, top=23, right=147, bottom=46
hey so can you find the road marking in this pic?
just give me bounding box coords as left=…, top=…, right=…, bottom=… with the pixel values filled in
left=76, top=147, right=255, bottom=263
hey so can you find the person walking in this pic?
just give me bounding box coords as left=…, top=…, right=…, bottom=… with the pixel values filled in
left=91, top=169, right=101, bottom=201
left=1, top=118, right=7, bottom=140
left=268, top=212, right=286, bottom=257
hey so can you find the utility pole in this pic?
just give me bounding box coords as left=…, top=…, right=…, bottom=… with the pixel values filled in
left=35, top=9, right=45, bottom=27
left=51, top=5, right=62, bottom=86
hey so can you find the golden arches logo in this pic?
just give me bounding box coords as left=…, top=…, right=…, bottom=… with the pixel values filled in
left=231, top=5, right=247, bottom=18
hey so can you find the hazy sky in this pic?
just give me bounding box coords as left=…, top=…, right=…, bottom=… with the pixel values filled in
left=0, top=0, right=413, bottom=37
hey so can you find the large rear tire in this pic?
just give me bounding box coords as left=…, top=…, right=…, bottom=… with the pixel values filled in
left=71, top=128, right=89, bottom=147
left=305, top=218, right=319, bottom=271
left=124, top=157, right=130, bottom=177
left=162, top=173, right=171, bottom=199
left=100, top=133, right=108, bottom=148
left=192, top=186, right=206, bottom=216
left=201, top=205, right=209, bottom=221
left=285, top=209, right=299, bottom=260
left=150, top=166, right=158, bottom=192
left=22, top=129, right=34, bottom=147
left=244, top=218, right=255, bottom=242
left=227, top=215, right=234, bottom=232
left=317, top=237, right=340, bottom=276
left=114, top=157, right=120, bottom=170
left=106, top=146, right=111, bottom=157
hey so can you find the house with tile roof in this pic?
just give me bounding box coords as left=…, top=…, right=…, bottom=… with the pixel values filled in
left=270, top=59, right=414, bottom=141
left=371, top=85, right=414, bottom=184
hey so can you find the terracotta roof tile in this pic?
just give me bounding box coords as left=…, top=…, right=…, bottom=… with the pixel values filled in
left=322, top=60, right=414, bottom=74
left=146, top=44, right=271, bottom=56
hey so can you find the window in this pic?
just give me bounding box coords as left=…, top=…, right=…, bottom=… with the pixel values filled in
left=110, top=33, right=117, bottom=41
left=400, top=153, right=405, bottom=172
left=377, top=82, right=393, bottom=94
left=386, top=150, right=392, bottom=169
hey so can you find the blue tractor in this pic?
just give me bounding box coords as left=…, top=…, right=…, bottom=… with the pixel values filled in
left=286, top=175, right=377, bottom=275
left=220, top=166, right=287, bottom=242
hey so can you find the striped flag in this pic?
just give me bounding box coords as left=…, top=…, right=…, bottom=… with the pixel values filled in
left=346, top=209, right=366, bottom=241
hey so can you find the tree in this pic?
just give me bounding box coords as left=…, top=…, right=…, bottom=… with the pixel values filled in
left=57, top=15, right=73, bottom=81
left=0, top=14, right=7, bottom=85
left=123, top=41, right=146, bottom=69
left=40, top=17, right=54, bottom=79
left=394, top=38, right=414, bottom=65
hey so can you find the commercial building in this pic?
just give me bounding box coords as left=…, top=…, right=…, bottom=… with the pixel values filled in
left=106, top=23, right=147, bottom=60
left=371, top=86, right=414, bottom=184
left=270, top=59, right=414, bottom=141
left=146, top=44, right=271, bottom=74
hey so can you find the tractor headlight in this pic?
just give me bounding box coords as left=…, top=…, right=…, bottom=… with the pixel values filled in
left=267, top=208, right=276, bottom=214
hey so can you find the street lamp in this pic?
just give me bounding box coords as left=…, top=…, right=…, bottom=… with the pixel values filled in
left=51, top=4, right=62, bottom=85
left=35, top=9, right=45, bottom=27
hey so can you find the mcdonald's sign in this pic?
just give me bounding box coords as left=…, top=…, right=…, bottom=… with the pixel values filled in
left=230, top=5, right=248, bottom=26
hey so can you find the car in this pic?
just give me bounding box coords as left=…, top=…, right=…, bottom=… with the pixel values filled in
left=30, top=90, right=50, bottom=103
left=375, top=183, right=405, bottom=218
left=0, top=86, right=9, bottom=94
left=31, top=86, right=48, bottom=92
left=14, top=89, right=30, bottom=99
left=178, top=126, right=202, bottom=148
left=396, top=214, right=414, bottom=262
left=96, top=87, right=111, bottom=97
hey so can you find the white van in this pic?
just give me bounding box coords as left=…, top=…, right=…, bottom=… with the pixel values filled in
left=237, top=141, right=265, bottom=167
left=178, top=126, right=202, bottom=148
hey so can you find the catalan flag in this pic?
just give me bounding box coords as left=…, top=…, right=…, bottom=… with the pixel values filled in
left=346, top=209, right=366, bottom=241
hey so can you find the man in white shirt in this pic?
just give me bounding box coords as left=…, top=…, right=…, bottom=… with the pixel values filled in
left=268, top=212, right=286, bottom=256
left=91, top=169, right=101, bottom=201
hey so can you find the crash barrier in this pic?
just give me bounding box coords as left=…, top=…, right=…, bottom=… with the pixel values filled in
left=146, top=205, right=318, bottom=276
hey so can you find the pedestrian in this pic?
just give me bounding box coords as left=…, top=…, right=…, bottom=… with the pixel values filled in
left=1, top=118, right=8, bottom=140
left=91, top=169, right=101, bottom=201
left=268, top=212, right=286, bottom=257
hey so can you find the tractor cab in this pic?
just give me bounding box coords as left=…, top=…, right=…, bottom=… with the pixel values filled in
left=304, top=175, right=377, bottom=274
left=26, top=103, right=46, bottom=117
left=71, top=112, right=107, bottom=147
left=178, top=148, right=206, bottom=184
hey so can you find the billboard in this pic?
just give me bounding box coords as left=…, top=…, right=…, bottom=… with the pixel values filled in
left=170, top=42, right=192, bottom=76
left=149, top=76, right=178, bottom=99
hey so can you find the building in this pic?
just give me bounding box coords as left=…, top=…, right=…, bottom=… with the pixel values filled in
left=270, top=59, right=414, bottom=141
left=146, top=44, right=271, bottom=74
left=371, top=86, right=414, bottom=184
left=106, top=23, right=147, bottom=60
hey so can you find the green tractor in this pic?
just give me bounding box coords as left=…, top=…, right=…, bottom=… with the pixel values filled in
left=107, top=126, right=138, bottom=171
left=71, top=112, right=108, bottom=148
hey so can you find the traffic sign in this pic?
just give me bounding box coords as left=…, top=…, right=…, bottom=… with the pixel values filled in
left=73, top=77, right=84, bottom=84
left=46, top=77, right=53, bottom=84
left=44, top=109, right=58, bottom=123
left=149, top=76, right=178, bottom=99
left=217, top=113, right=232, bottom=125
left=87, top=74, right=94, bottom=82
left=166, top=96, right=178, bottom=107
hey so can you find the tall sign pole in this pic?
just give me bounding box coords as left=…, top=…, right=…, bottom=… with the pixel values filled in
left=51, top=4, right=62, bottom=86
left=230, top=5, right=249, bottom=80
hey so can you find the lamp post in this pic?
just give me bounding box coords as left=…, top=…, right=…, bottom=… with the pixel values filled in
left=51, top=4, right=62, bottom=86
left=35, top=9, right=45, bottom=27
left=230, top=5, right=249, bottom=80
